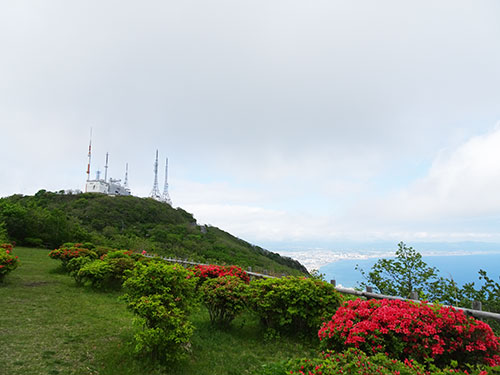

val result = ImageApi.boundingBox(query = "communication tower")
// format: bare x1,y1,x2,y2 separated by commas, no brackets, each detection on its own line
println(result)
84,129,130,196
124,163,130,193
161,158,172,205
150,150,162,201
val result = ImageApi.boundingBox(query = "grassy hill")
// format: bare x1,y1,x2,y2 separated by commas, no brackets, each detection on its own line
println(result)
0,247,317,375
0,190,307,275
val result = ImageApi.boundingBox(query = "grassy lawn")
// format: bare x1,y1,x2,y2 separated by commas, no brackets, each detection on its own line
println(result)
0,247,317,375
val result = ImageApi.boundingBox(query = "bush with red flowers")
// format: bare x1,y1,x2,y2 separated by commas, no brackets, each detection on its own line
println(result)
48,243,98,268
193,264,250,284
0,243,19,282
318,298,500,368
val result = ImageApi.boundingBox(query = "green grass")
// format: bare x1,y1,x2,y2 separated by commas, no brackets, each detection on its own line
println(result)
0,248,317,375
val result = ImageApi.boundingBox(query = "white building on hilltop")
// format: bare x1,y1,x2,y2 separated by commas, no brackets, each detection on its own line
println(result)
85,137,131,196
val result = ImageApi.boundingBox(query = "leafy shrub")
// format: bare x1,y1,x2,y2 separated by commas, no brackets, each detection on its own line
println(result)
121,262,197,363
77,256,137,289
66,256,94,285
274,348,500,375
48,243,97,268
193,264,250,284
0,243,18,282
200,275,248,325
247,276,342,334
77,260,113,288
102,249,145,262
319,298,500,368
93,246,113,258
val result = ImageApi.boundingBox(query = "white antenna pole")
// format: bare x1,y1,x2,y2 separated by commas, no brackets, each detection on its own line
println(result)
104,152,109,182
124,163,129,189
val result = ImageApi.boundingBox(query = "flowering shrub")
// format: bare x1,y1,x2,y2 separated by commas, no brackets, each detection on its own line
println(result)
319,298,500,368
247,276,343,334
193,264,250,284
0,243,19,282
48,243,97,268
276,348,499,375
200,275,248,325
122,262,197,363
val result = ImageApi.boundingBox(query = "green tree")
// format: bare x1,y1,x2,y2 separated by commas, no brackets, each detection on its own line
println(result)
357,242,454,301
0,221,8,243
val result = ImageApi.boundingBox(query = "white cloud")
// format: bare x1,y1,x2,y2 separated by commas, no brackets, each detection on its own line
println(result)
385,125,500,220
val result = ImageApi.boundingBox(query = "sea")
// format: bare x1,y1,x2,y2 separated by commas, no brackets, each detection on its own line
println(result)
319,253,500,289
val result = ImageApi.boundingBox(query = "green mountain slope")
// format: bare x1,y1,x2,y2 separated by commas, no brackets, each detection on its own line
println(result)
0,190,307,275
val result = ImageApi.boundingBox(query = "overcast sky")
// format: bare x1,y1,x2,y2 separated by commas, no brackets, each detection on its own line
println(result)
1,1,500,252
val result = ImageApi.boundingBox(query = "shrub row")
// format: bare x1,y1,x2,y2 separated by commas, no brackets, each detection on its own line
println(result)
47,245,500,371
49,243,146,289
262,348,500,375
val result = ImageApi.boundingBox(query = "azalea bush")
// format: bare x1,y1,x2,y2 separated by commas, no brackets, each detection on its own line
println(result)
0,243,19,282
319,298,500,368
66,256,94,285
121,261,197,363
77,250,142,289
193,264,250,284
248,276,343,334
48,243,97,268
261,348,500,375
200,275,248,325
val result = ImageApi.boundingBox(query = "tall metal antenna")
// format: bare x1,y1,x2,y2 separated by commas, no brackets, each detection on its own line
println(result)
150,150,162,200
124,163,129,189
162,157,172,205
104,152,109,182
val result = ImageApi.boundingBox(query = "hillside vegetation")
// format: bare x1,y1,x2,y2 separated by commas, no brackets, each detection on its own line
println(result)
0,190,307,275
0,247,317,375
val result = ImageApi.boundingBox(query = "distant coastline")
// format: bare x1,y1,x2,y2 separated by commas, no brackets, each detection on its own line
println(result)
316,252,500,288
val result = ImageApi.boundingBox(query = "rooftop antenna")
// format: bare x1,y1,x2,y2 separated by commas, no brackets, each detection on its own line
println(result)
162,157,172,205
104,152,109,182
150,150,161,200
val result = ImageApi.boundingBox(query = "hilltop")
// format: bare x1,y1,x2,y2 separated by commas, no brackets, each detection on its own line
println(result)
0,190,307,275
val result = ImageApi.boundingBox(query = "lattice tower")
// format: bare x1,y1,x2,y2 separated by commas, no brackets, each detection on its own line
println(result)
150,150,162,200
162,157,172,205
